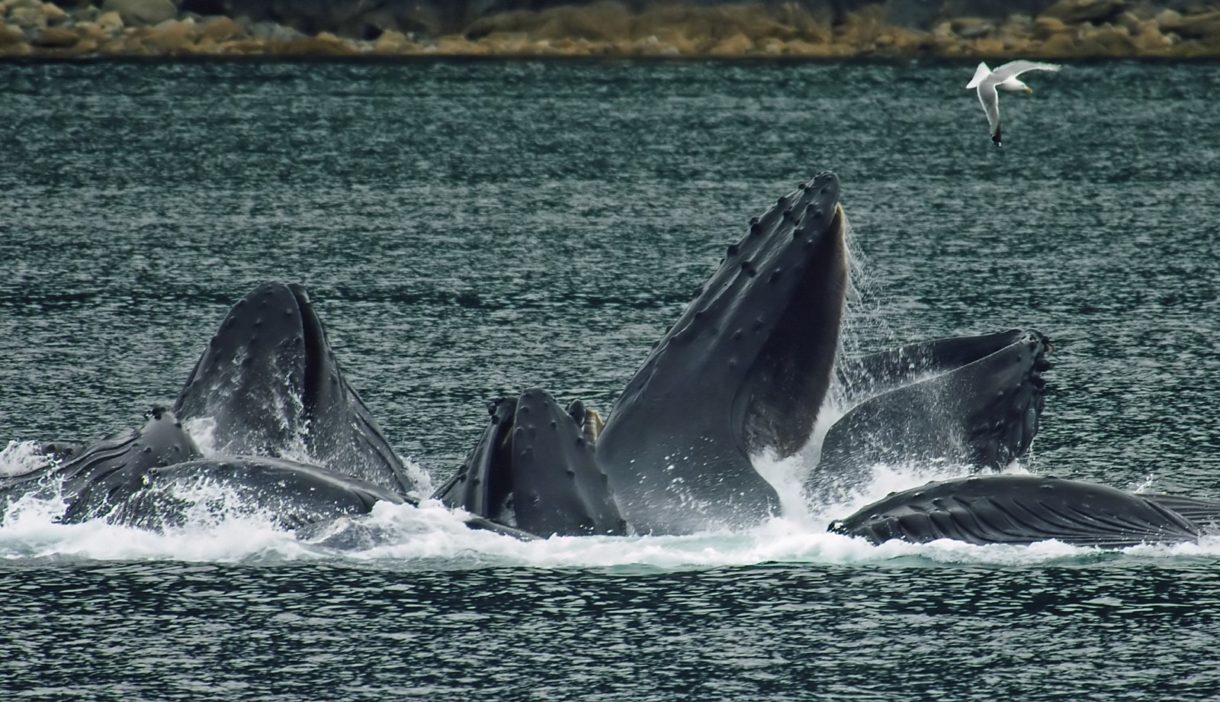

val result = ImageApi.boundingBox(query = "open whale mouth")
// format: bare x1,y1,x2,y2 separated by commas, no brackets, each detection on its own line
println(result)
286,284,332,420
594,171,852,534
731,186,849,460
175,282,326,454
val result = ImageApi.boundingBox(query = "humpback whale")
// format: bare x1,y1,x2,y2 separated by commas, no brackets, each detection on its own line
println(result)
173,282,415,495
597,172,850,534
432,171,885,537
0,171,1058,542
438,179,1056,539
23,405,404,532
0,283,541,539
0,281,414,529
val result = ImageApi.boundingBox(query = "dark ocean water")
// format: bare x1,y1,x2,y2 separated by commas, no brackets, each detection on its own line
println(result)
0,60,1218,700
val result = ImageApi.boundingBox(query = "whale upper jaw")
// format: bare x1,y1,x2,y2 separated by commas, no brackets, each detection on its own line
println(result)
597,172,849,535
432,389,626,537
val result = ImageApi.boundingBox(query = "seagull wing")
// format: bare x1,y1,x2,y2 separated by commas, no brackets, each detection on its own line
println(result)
977,82,1001,143
965,62,991,89
989,60,1062,83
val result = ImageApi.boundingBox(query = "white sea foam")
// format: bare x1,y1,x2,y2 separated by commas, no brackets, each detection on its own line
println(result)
4,416,1216,568
184,416,218,455
0,440,53,477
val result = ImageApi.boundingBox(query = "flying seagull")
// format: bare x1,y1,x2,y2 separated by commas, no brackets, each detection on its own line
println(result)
966,60,1062,147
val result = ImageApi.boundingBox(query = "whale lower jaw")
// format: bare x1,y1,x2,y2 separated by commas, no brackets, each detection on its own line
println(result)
830,475,1210,548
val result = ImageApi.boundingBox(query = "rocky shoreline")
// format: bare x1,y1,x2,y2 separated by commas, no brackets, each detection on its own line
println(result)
2,1,1219,60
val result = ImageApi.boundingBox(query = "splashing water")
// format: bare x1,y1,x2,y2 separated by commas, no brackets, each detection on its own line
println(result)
182,413,432,497
183,416,218,456
5,436,1217,568
5,490,1217,568
831,209,897,404
0,440,53,478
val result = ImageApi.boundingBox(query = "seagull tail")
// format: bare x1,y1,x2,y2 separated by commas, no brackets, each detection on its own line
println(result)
966,62,991,89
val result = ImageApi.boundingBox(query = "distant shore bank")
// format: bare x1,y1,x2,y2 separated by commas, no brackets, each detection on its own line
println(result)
2,1,1219,60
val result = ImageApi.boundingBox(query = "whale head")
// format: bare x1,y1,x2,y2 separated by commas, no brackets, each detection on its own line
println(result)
174,282,412,493
598,171,849,533
434,389,625,537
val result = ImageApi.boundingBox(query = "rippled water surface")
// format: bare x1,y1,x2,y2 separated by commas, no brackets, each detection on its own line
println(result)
0,60,1218,699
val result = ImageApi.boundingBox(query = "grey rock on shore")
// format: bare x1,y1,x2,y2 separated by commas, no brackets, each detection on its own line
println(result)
102,0,176,26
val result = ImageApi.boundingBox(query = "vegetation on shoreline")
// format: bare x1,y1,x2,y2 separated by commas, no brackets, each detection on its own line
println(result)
2,1,1219,60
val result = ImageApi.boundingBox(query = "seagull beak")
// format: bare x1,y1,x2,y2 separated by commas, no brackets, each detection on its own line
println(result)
1025,86,1034,94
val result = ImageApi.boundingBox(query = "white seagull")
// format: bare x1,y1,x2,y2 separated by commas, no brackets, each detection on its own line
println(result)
966,60,1062,147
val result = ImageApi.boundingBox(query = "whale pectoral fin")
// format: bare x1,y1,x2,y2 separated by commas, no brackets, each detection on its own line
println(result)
831,475,1204,548
174,283,413,494
509,390,625,537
